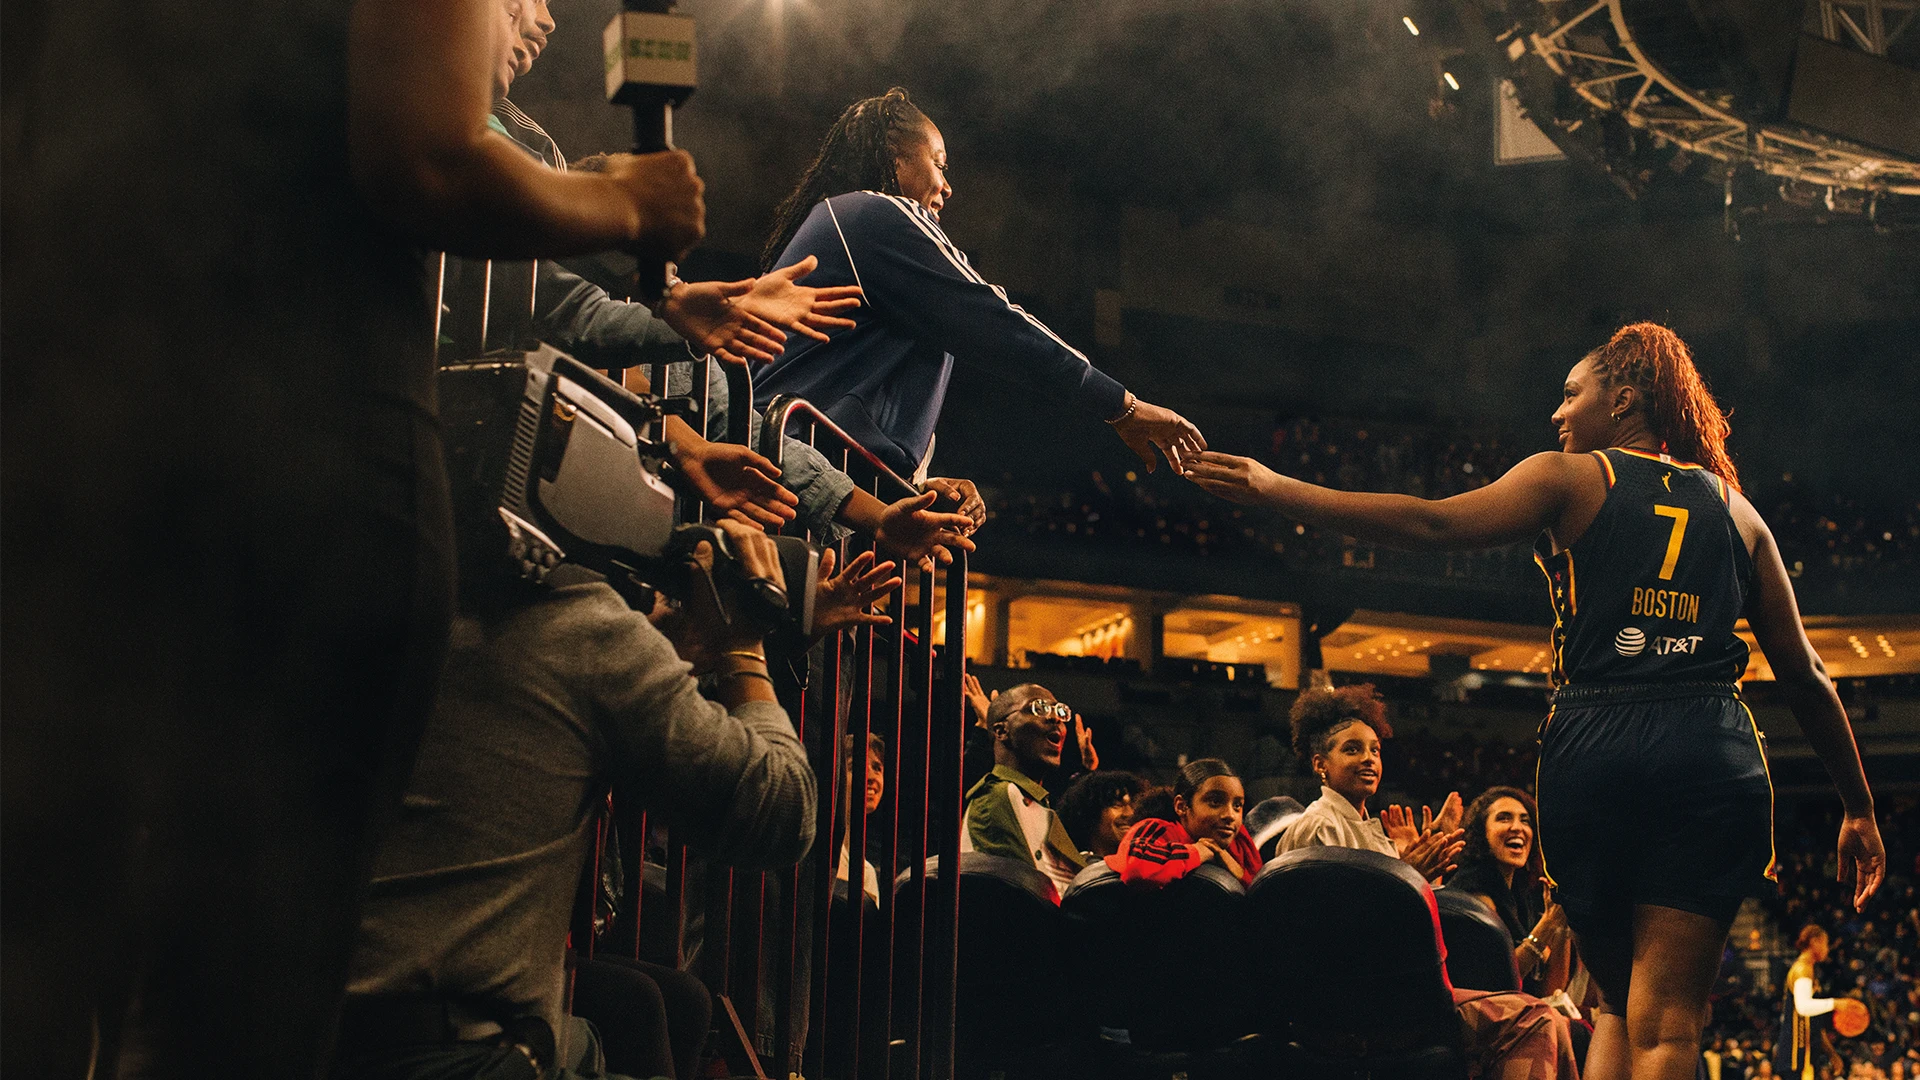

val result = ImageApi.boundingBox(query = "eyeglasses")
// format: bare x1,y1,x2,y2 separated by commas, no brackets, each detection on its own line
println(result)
1024,699,1072,720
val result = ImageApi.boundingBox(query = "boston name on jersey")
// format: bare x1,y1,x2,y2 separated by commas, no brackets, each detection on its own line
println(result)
1534,447,1754,687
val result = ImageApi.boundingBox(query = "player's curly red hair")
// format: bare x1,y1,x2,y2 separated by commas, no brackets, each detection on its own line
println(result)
1584,323,1741,492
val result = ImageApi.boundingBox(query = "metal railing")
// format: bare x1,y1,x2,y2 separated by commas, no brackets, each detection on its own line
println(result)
754,395,969,1080
585,390,970,1080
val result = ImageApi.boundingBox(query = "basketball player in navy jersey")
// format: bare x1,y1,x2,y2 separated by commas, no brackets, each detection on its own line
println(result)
1184,323,1884,1080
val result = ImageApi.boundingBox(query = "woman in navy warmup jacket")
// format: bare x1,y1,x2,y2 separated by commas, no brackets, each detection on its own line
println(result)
756,88,1204,483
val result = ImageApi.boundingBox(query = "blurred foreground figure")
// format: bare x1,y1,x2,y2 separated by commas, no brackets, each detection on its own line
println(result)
0,0,704,1074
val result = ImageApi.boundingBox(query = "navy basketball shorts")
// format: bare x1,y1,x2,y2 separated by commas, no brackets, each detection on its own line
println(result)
1535,682,1776,937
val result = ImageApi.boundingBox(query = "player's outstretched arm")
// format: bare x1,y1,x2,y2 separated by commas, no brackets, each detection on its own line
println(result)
1732,491,1883,909
1183,450,1592,552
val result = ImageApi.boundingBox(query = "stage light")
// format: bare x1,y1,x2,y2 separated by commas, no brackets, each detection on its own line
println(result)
1402,16,1419,35
1443,72,1460,91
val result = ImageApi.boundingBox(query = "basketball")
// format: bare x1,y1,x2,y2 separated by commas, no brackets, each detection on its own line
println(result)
1834,996,1869,1038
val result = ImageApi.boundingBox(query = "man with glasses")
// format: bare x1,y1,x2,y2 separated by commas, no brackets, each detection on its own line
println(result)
962,685,1088,896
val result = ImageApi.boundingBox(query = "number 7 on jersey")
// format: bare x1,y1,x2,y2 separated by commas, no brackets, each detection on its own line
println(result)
1653,504,1689,580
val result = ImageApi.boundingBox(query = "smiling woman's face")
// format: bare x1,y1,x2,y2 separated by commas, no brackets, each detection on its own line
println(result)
1484,796,1533,872
1315,720,1382,811
1552,356,1625,454
894,123,951,219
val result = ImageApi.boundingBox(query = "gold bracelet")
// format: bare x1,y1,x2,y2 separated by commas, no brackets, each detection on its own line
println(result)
721,669,775,685
1106,391,1137,425
725,649,768,662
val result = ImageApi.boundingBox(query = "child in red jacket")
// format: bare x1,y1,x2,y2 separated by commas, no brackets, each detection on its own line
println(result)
1107,759,1262,887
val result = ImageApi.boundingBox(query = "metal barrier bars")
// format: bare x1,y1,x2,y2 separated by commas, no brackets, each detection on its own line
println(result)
756,395,968,1080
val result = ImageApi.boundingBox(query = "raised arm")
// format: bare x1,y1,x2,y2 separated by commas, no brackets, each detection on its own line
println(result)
1731,490,1883,909
348,0,702,258
1184,449,1600,552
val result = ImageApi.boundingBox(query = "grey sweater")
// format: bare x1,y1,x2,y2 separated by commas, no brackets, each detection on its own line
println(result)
346,582,815,1043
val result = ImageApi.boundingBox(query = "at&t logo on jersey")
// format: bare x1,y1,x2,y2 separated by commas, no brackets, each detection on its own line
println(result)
1614,627,1646,656
1615,627,1706,657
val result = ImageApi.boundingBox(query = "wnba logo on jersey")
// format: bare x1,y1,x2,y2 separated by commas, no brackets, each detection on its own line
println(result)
1615,627,1647,656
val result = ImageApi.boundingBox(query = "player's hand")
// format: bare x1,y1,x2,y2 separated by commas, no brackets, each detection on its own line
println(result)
1111,396,1205,473
1183,451,1284,506
739,256,864,343
811,548,901,637
670,436,797,528
605,149,705,261
875,490,977,573
1838,811,1886,910
922,476,986,533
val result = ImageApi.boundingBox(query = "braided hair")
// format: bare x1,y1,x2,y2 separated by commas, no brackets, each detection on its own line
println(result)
761,88,933,271
1584,322,1741,491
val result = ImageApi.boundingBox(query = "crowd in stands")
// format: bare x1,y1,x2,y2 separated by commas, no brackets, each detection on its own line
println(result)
949,671,1917,1080
976,415,1919,590
1702,798,1920,1080
981,417,1537,584
1765,482,1920,577
962,680,1581,1076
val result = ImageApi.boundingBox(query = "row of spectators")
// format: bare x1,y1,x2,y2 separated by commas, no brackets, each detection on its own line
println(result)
952,679,1581,1074
972,687,1914,1078
974,415,1919,584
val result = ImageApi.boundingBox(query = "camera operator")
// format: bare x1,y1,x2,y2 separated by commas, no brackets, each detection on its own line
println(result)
336,517,816,1080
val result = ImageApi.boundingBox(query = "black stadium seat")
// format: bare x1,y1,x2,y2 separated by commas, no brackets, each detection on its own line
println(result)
1434,888,1520,992
1059,861,1134,1036
1247,846,1467,1080
899,853,1067,1078
1060,858,1253,1053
